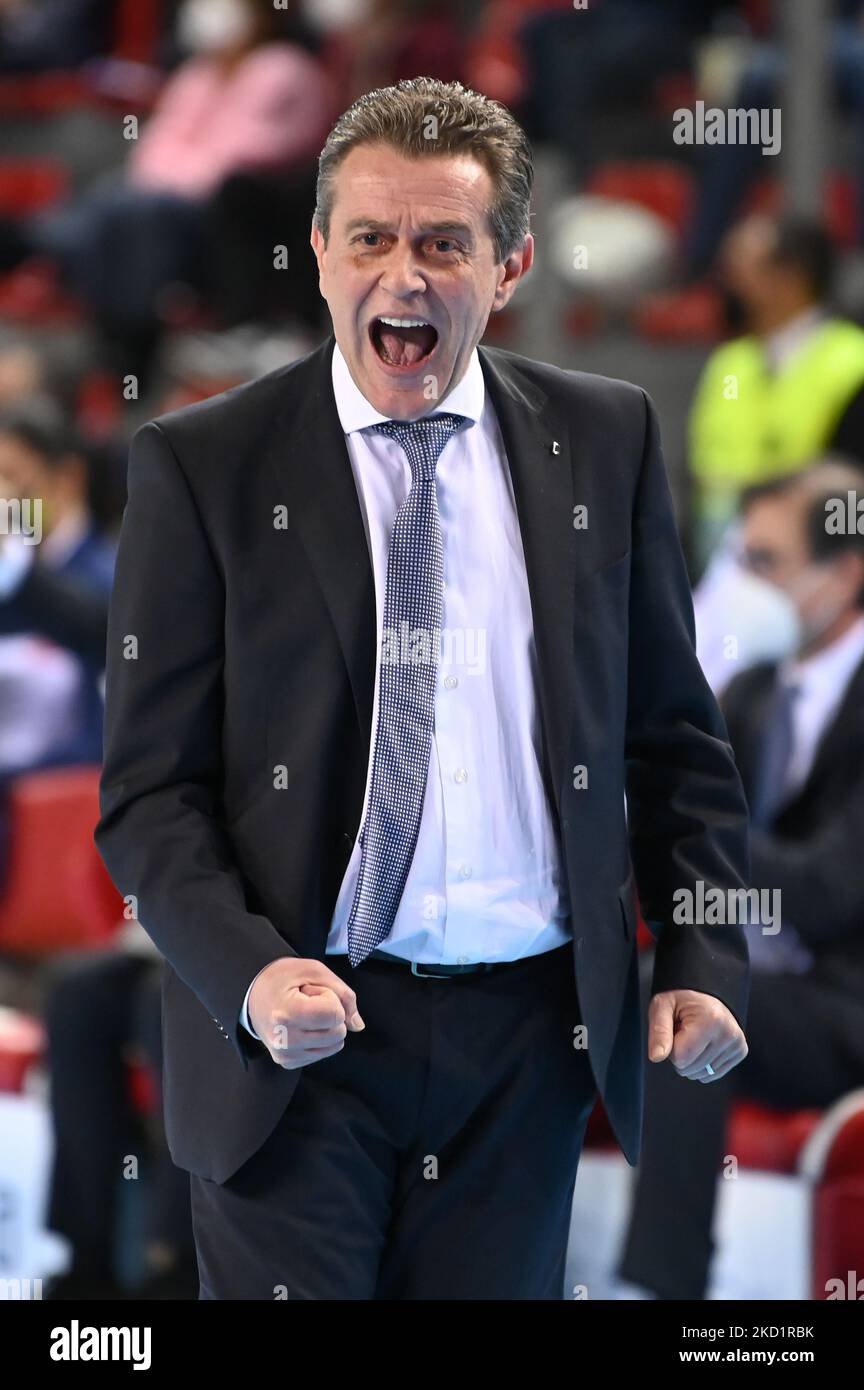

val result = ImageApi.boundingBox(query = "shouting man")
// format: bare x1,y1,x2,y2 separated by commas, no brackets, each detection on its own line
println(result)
96,78,751,1300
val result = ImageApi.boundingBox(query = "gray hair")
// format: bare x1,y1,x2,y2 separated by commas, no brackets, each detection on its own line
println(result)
314,77,533,264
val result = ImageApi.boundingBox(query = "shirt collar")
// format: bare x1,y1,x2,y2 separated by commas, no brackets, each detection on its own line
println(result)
331,338,485,436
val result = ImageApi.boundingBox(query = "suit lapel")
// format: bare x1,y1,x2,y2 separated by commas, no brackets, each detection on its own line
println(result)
268,333,377,737
269,332,580,823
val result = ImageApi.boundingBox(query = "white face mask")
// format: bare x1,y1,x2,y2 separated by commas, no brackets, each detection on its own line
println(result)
177,0,254,54
738,563,849,658
727,566,804,662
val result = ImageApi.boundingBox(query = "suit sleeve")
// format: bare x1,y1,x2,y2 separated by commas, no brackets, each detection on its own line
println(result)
624,389,752,1032
95,421,295,1067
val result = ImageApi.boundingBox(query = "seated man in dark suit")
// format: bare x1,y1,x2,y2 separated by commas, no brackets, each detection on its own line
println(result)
616,458,864,1300
0,394,115,770
0,393,115,886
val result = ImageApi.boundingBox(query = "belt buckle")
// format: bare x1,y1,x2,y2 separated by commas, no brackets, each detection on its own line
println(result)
411,960,454,979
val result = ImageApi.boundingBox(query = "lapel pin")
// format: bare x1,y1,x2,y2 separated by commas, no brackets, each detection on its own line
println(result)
551,440,561,455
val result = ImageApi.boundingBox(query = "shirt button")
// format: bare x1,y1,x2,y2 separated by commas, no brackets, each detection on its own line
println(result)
444,674,458,689
458,863,472,879
454,766,468,783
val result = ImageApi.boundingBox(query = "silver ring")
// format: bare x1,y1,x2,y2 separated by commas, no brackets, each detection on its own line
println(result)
705,1062,715,1076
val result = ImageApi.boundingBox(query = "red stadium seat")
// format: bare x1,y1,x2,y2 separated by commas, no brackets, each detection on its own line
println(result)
0,256,84,326
75,370,124,437
728,1100,822,1174
0,159,68,216
0,1008,158,1125
586,161,695,236
584,1083,864,1299
0,73,96,116
0,766,123,954
584,1098,821,1169
746,172,858,250
0,160,83,325
800,1092,864,1298
125,1053,159,1115
0,1007,45,1093
112,0,165,66
633,283,725,343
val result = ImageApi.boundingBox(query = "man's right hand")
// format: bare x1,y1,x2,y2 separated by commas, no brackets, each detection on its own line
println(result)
248,958,365,1069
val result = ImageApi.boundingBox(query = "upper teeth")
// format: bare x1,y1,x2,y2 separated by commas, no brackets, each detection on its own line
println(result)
377,317,431,328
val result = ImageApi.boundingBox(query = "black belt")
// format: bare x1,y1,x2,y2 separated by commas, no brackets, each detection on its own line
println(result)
362,948,556,978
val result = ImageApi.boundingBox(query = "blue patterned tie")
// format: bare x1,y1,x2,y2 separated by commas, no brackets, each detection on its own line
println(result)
346,412,468,966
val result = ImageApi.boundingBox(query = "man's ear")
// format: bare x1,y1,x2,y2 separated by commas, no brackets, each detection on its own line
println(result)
310,220,327,296
491,233,534,314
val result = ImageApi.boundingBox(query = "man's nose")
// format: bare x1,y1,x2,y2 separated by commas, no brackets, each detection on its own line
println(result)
378,245,427,297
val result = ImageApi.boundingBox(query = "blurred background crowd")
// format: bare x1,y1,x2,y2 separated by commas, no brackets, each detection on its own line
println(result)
0,0,863,1304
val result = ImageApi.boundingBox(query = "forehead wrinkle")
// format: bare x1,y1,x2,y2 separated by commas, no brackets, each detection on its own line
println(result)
332,153,493,234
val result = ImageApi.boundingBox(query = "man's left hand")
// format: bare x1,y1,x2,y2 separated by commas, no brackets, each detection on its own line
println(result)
647,990,748,1081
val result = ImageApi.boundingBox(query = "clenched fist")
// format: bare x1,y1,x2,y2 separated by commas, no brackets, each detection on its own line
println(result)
248,957,366,1070
648,989,748,1082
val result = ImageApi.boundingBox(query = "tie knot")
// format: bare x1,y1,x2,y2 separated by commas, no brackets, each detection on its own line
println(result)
370,412,467,481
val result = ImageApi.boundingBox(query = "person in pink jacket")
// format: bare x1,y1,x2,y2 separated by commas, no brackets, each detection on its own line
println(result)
0,0,335,386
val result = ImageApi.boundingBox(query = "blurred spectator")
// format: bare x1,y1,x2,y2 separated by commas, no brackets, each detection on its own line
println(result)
0,341,47,407
43,936,197,1300
328,0,466,103
689,213,864,568
693,497,803,694
0,0,116,73
516,0,730,171
0,394,115,774
615,460,864,1301
682,0,864,279
0,0,334,388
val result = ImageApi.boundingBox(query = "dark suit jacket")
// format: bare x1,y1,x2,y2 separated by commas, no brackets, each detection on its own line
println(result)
721,651,864,1009
95,332,750,1183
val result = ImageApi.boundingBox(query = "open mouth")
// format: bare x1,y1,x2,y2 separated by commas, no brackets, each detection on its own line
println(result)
369,316,439,370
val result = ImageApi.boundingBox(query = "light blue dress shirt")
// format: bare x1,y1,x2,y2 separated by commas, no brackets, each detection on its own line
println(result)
241,342,571,1039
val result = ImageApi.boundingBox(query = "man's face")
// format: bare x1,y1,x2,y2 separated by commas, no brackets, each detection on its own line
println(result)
718,216,778,323
740,493,857,648
0,432,80,537
740,494,810,594
0,433,51,521
310,143,533,419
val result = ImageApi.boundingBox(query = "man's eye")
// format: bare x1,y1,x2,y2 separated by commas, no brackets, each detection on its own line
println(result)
431,239,457,253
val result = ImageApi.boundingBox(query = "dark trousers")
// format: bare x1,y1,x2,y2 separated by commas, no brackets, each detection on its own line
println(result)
617,953,864,1300
190,942,596,1300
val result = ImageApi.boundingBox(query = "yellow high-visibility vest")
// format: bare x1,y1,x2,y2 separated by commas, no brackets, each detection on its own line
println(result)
690,317,864,536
